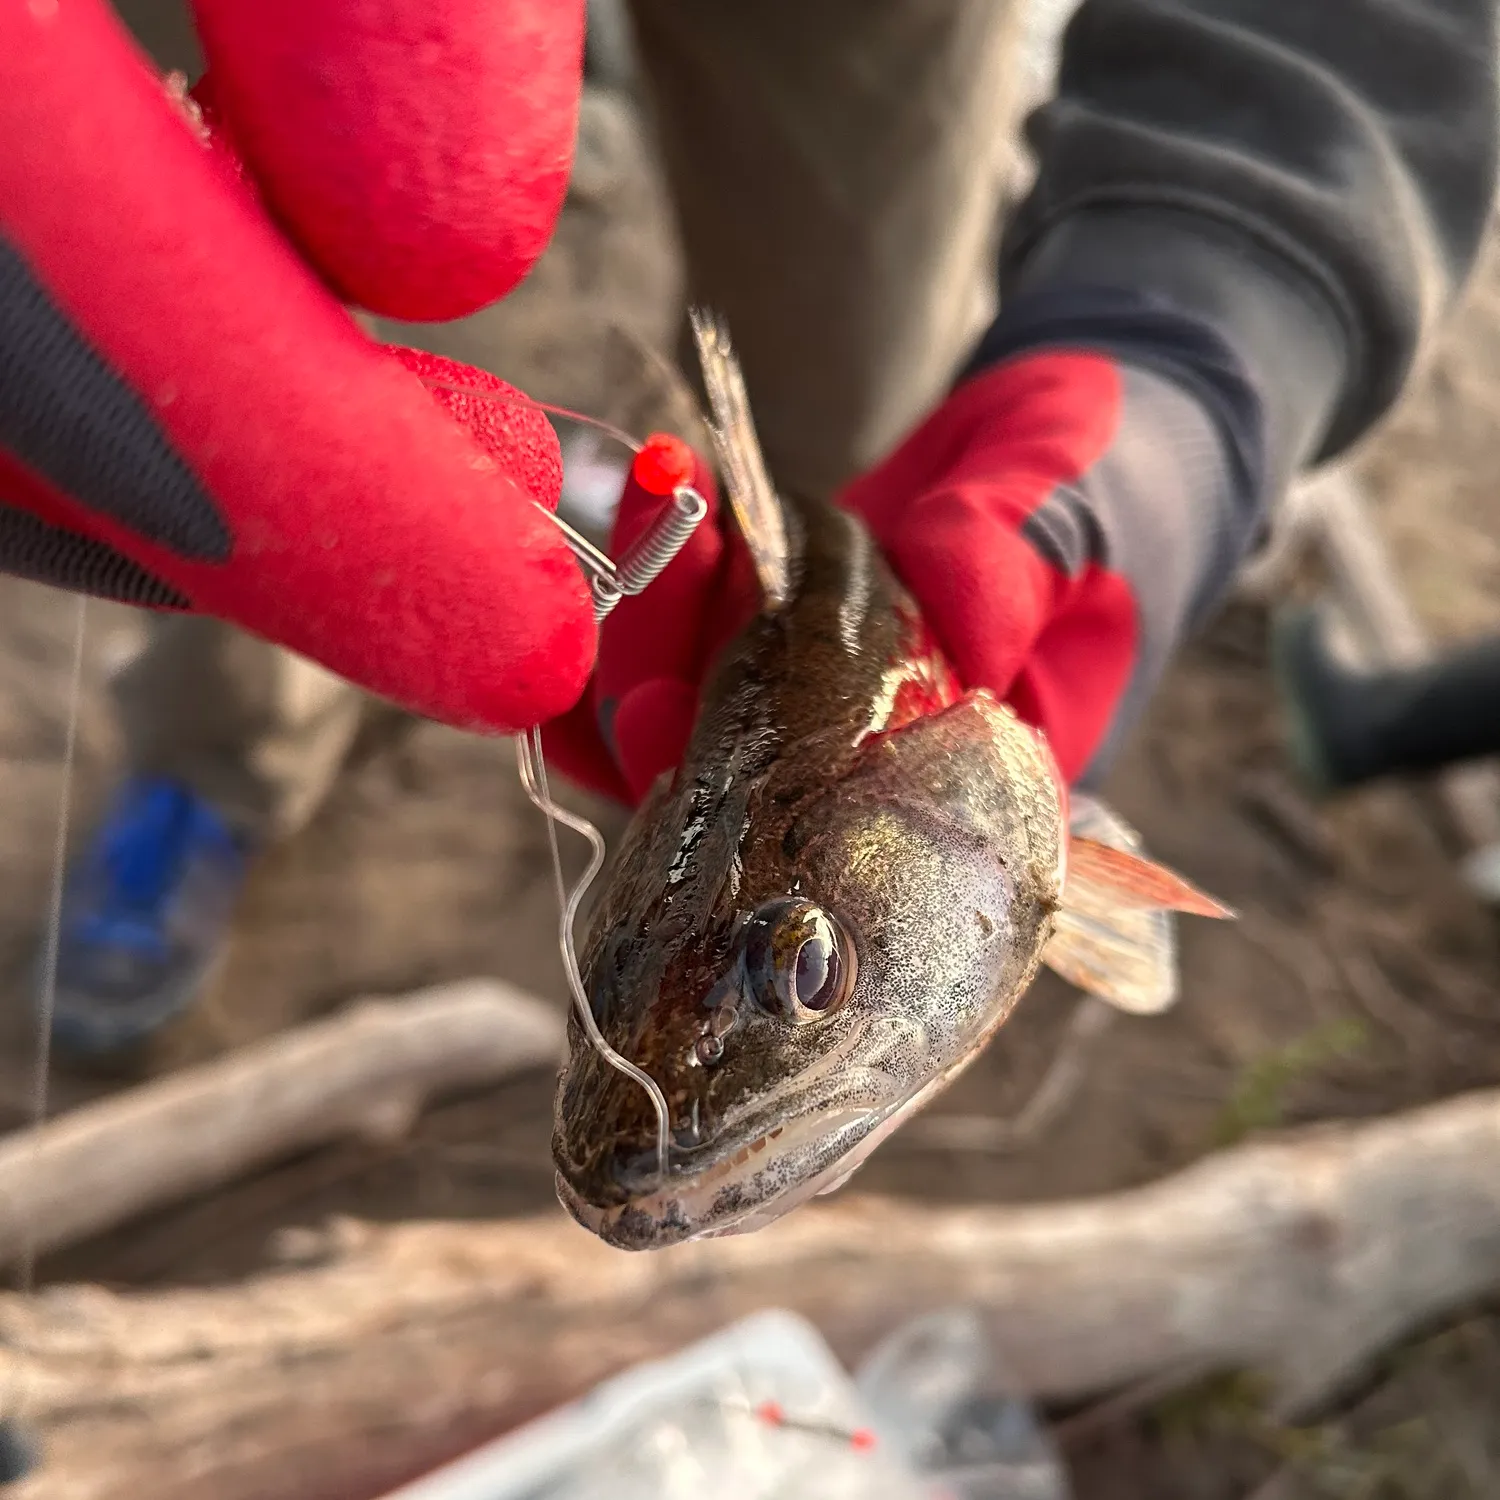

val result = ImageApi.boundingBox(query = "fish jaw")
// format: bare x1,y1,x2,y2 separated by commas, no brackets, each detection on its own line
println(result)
551,967,1037,1252
554,1106,872,1250
552,1046,905,1251
554,1083,926,1251
552,694,1068,1251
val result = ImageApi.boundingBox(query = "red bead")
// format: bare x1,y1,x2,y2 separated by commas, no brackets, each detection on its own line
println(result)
754,1400,785,1426
632,432,696,496
849,1428,877,1451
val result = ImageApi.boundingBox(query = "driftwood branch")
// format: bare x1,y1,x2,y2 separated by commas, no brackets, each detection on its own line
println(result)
0,980,564,1265
9,1087,1500,1498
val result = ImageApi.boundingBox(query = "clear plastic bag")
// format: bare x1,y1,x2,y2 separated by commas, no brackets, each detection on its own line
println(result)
381,1310,928,1500
856,1309,1072,1500
380,1308,1070,1500
527,1387,923,1500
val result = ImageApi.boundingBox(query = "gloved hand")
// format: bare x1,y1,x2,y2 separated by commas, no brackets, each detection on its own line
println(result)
838,351,1141,782
548,337,1246,801
543,432,752,806
0,0,594,734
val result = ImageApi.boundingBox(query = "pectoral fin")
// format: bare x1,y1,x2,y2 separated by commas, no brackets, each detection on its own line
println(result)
1042,796,1234,1015
1064,837,1235,919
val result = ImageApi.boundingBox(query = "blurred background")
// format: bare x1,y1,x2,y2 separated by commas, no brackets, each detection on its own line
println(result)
1,1,1498,1497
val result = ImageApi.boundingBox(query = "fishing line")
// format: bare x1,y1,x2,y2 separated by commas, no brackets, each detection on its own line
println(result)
516,726,671,1180
418,377,644,456
0,594,86,1468
423,367,697,1182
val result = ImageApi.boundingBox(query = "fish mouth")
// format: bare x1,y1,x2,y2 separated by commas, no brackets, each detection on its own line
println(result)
554,1013,963,1251
554,1073,934,1252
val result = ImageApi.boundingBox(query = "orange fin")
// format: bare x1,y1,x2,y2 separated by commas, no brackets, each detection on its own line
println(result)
1043,796,1235,1015
1064,837,1235,920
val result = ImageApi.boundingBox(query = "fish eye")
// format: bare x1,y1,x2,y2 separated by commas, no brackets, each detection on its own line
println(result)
741,898,855,1024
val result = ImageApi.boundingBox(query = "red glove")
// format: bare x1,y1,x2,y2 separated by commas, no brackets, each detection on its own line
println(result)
546,352,1144,802
543,434,758,805
0,0,593,734
839,354,1139,781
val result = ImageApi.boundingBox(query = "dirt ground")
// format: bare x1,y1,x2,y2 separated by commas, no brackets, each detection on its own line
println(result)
5,37,1500,1500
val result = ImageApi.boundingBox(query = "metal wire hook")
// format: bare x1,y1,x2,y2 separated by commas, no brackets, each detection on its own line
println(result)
516,727,671,1181
512,449,709,1188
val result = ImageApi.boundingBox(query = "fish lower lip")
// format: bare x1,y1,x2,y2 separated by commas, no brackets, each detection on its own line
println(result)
564,1105,883,1250
554,1172,608,1236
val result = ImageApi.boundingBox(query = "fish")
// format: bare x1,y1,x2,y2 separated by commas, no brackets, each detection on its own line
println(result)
550,312,1232,1252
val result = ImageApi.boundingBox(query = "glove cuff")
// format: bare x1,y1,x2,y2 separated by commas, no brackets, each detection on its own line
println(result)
1001,205,1345,483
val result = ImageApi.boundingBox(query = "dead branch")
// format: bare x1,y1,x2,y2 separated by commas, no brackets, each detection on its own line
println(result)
9,1086,1500,1498
0,980,563,1266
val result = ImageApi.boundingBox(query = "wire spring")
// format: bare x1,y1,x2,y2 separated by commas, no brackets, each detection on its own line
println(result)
418,371,708,620
537,482,708,624
615,486,709,598
589,576,624,623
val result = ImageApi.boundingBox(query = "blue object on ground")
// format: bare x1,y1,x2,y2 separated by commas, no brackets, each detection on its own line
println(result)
42,775,249,1059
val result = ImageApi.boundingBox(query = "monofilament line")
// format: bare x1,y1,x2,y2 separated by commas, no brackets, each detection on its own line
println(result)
1,593,86,1449
516,727,670,1179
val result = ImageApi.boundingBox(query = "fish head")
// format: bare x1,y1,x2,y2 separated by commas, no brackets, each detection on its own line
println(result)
553,694,1063,1250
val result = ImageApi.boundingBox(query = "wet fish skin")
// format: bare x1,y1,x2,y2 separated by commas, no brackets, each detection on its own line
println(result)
552,489,1071,1248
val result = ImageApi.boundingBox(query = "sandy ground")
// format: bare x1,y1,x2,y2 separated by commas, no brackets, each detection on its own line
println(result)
6,15,1500,1496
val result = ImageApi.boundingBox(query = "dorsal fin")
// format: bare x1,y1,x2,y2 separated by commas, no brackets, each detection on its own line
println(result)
689,307,793,609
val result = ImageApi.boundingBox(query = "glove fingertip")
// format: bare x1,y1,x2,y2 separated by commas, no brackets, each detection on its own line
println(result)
434,530,598,734
388,346,564,512
189,0,584,319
